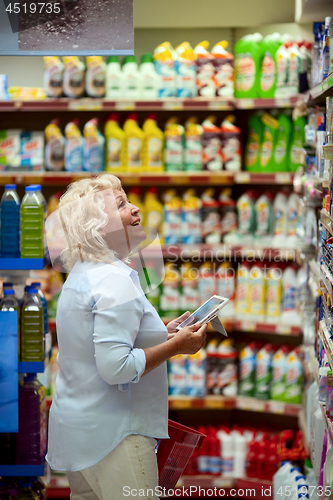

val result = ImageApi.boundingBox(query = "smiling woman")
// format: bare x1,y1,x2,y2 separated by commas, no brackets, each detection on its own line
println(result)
46,173,207,500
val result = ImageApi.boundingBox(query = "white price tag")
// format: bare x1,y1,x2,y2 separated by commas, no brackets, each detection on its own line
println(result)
275,173,292,184
269,401,284,414
208,100,232,110
237,99,255,109
69,99,102,111
163,101,183,110
115,101,135,110
235,172,250,184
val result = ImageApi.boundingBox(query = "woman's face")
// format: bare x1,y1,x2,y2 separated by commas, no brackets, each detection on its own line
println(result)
101,189,146,257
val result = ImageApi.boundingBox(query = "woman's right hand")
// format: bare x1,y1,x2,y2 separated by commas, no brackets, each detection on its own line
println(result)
173,322,208,355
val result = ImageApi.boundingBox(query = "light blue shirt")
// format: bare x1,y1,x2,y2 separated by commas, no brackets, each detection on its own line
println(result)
46,258,169,472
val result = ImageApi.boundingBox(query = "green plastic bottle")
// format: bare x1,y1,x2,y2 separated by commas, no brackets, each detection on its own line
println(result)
259,112,279,172
244,112,263,172
289,116,306,172
20,287,44,362
259,34,281,98
20,186,44,258
234,33,263,98
273,113,292,172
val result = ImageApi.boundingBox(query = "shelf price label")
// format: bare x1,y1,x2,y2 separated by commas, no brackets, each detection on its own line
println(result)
115,102,135,111
69,100,102,111
163,101,183,111
275,173,292,184
236,99,255,109
235,172,250,184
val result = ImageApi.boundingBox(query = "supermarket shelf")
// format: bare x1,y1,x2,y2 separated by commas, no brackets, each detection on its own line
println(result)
234,172,294,185
235,96,299,109
307,72,333,104
320,404,333,451
320,209,333,236
322,144,333,161
318,320,333,368
320,264,333,298
233,320,301,336
169,395,236,410
236,396,300,416
0,463,45,476
0,257,45,270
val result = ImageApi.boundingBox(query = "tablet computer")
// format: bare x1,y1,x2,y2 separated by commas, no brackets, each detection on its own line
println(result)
175,295,230,331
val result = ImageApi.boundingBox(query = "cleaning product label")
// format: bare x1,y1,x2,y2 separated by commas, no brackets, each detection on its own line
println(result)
249,267,265,316
147,137,163,168
176,59,197,98
127,137,143,168
239,347,256,396
202,132,222,171
274,139,286,164
260,52,275,92
221,132,242,171
221,210,237,235
287,207,297,237
213,58,234,97
196,57,215,97
168,355,187,395
236,266,249,314
155,60,177,97
283,283,296,312
160,282,180,312
255,348,272,400
165,136,183,169
274,208,285,236
185,135,203,170
107,138,122,168
86,56,106,97
181,281,199,312
43,56,63,97
245,130,260,167
288,51,300,86
65,136,83,172
277,52,288,86
187,352,206,396
285,351,302,403
255,200,270,236
290,140,302,165
182,203,202,244
21,132,44,167
266,276,281,317
164,203,182,244
238,200,252,234
271,350,286,400
0,130,21,168
260,128,273,166
147,210,163,233
202,208,221,244
235,53,255,92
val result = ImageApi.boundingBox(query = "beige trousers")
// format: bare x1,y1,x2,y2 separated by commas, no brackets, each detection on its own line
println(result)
67,435,159,500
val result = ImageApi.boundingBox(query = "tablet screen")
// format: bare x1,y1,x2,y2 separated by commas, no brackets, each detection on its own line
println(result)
178,296,227,328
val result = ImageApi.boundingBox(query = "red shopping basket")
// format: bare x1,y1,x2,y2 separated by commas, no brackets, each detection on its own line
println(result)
156,419,206,490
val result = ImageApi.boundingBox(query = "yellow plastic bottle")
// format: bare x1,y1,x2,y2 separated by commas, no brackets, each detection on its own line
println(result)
104,113,126,173
124,113,145,173
143,113,164,172
144,187,164,243
128,186,145,226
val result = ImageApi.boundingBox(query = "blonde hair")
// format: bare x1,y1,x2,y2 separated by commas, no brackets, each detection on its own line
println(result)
58,174,125,271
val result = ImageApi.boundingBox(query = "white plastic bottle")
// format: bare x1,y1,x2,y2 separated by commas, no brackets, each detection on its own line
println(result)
140,53,158,99
272,190,288,248
217,428,234,477
313,405,325,480
122,56,142,100
232,431,247,478
286,193,299,248
306,382,318,444
106,56,124,99
281,266,299,324
273,461,293,498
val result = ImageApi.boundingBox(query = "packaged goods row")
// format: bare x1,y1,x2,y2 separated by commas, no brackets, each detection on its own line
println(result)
0,476,46,499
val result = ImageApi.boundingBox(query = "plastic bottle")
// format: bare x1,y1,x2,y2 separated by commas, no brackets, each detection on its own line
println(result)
289,116,306,172
184,117,203,171
233,430,247,478
259,112,279,172
144,187,163,240
266,264,283,322
235,261,251,316
211,40,234,97
244,112,263,172
194,41,215,97
64,120,83,172
259,35,281,98
275,39,293,97
16,480,39,500
217,428,234,476
128,186,144,225
317,120,327,179
0,184,20,258
20,131,44,168
142,113,164,172
104,113,126,173
201,188,221,244
164,118,184,171
85,56,106,98
180,262,199,314
273,113,292,172
313,405,325,479
153,43,177,97
271,345,289,401
281,266,299,324
254,191,273,242
187,350,206,397
20,288,44,362
215,340,238,396
219,188,237,239
30,282,48,343
285,349,303,404
254,343,274,400
140,53,158,100
236,190,256,238
202,116,223,171
124,113,145,172
182,188,202,244
122,56,142,100
286,193,299,248
163,189,182,245
312,24,323,86
246,440,260,478
234,34,263,98
160,263,180,318
45,120,65,172
248,262,266,321
207,430,223,476
198,262,215,304
272,190,288,247
175,44,197,98
106,56,124,99
15,374,46,465
63,56,85,98
0,289,20,358
216,263,235,318
238,342,258,397
220,115,242,171
322,17,332,80
20,186,44,259
83,118,105,172
43,56,64,98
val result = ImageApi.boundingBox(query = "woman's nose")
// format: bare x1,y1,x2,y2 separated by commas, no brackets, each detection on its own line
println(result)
131,205,140,214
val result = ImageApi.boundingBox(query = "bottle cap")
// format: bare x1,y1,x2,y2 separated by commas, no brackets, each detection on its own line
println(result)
24,373,36,382
123,55,136,65
31,282,41,288
4,184,16,190
107,56,119,63
3,290,14,295
140,53,154,64
28,184,41,191
25,186,37,192
3,282,13,287
28,288,38,294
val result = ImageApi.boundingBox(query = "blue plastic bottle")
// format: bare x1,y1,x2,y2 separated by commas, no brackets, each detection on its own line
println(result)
0,184,20,258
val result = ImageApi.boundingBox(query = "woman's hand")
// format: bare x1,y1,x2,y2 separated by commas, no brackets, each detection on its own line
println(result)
166,311,191,334
173,322,208,355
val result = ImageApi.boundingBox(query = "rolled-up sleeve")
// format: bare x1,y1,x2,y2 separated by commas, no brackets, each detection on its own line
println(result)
90,269,146,386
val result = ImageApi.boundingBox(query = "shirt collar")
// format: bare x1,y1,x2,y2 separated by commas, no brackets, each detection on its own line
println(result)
113,257,139,277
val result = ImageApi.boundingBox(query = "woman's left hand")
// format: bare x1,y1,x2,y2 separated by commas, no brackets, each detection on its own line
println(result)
166,311,191,340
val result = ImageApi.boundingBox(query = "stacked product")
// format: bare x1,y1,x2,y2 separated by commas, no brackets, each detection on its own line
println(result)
0,130,44,171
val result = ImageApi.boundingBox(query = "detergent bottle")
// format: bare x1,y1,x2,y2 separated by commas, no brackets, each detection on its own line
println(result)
140,53,158,99
128,187,144,225
259,112,279,172
286,193,299,248
164,118,184,171
289,116,306,172
43,56,64,97
285,349,303,404
182,188,202,244
201,188,221,244
244,112,264,172
235,261,251,316
234,34,263,98
175,43,197,97
85,56,106,98
216,262,235,318
63,56,85,98
122,56,142,100
194,41,215,97
281,266,299,324
220,115,242,171
106,56,124,99
104,113,126,173
163,189,182,245
153,42,177,97
273,113,292,172
198,262,215,304
142,113,164,172
144,187,163,241
184,117,203,171
180,262,199,314
64,120,83,172
124,113,145,172
275,36,293,97
259,34,281,98
254,191,273,243
254,344,274,400
202,116,223,171
266,264,283,322
160,263,181,318
248,262,266,321
271,345,289,401
238,342,258,397
236,190,256,239
219,188,237,239
211,40,234,97
83,118,105,172
187,349,206,397
272,189,288,247
45,120,65,171
168,354,187,395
